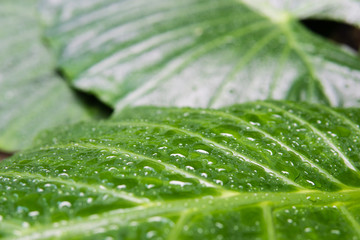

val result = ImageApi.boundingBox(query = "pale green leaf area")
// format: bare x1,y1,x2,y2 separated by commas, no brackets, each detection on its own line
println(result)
40,0,360,111
0,1,105,152
239,0,360,26
2,101,360,239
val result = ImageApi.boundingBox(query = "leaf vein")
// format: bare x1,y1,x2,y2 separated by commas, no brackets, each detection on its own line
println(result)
73,142,223,190
0,171,148,204
262,101,359,173
104,121,304,189
183,107,346,187
115,20,273,111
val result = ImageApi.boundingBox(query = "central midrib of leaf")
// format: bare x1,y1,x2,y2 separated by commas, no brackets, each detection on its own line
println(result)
10,188,360,240
224,0,328,104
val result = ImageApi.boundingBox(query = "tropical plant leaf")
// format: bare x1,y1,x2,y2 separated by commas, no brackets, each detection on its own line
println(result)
2,101,360,239
40,0,360,111
0,0,106,152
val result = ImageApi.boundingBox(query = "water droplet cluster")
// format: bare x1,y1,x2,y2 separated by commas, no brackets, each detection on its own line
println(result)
1,101,360,238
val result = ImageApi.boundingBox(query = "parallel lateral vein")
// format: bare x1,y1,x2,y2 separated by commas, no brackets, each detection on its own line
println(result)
86,13,257,75
0,171,148,204
284,101,360,135
115,20,272,110
57,0,201,33
180,108,345,186
104,121,304,188
320,105,360,136
83,2,227,48
73,142,223,190
262,102,359,172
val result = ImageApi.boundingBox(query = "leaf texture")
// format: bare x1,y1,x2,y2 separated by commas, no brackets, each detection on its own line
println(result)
0,1,104,151
1,101,360,239
40,0,360,111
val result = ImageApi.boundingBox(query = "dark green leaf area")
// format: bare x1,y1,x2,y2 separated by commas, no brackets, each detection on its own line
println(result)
2,101,360,239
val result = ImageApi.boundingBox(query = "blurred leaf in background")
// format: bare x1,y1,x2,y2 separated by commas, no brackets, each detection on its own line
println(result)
40,0,360,112
0,0,110,152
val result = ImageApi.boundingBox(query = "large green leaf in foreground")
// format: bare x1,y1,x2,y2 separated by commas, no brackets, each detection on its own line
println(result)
41,0,360,110
0,1,101,152
2,101,360,239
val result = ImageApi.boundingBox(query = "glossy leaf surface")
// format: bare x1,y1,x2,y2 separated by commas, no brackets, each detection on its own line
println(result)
0,1,103,151
2,101,360,239
40,0,360,110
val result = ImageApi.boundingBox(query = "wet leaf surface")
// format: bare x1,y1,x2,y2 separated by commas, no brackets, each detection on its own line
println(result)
1,101,360,239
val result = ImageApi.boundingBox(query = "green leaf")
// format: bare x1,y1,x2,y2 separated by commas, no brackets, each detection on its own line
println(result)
40,0,360,111
0,1,105,152
2,101,360,239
